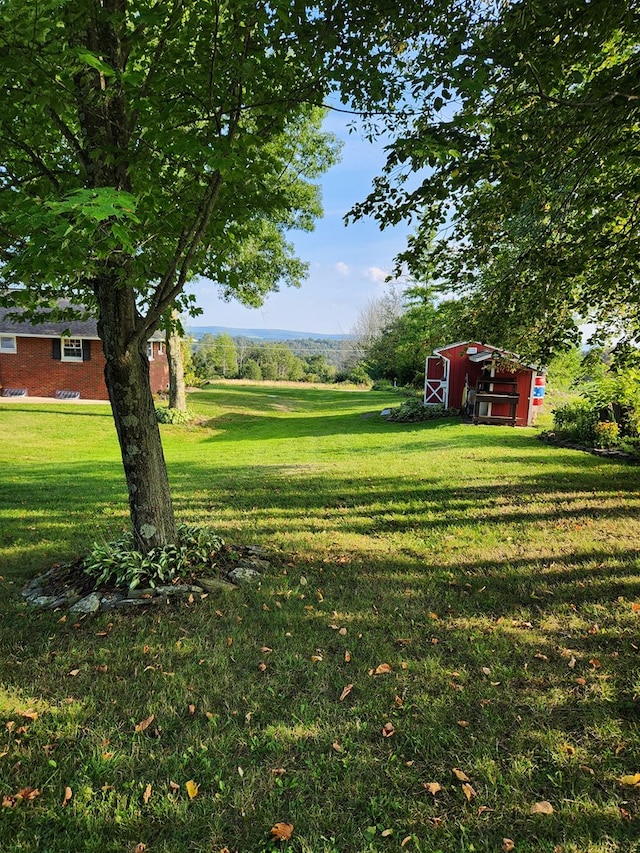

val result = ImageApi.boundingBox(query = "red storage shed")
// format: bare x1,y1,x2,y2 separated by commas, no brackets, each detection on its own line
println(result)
424,341,546,427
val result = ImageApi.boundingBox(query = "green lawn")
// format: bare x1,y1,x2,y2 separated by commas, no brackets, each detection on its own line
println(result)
1,384,639,853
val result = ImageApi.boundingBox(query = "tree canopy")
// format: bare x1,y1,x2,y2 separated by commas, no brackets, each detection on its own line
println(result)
0,0,434,551
352,0,640,362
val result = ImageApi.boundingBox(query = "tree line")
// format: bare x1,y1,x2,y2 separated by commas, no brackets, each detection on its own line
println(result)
190,333,366,384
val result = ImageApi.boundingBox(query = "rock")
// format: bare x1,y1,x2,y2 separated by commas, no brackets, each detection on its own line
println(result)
228,566,261,584
199,576,236,593
237,557,271,572
114,598,156,609
99,592,124,611
154,584,203,596
69,593,102,615
31,594,64,609
246,545,270,558
125,588,156,599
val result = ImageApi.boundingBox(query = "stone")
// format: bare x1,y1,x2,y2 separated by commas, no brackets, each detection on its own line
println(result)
154,584,203,596
246,545,270,558
228,566,262,584
125,588,156,599
199,576,236,593
237,557,271,572
99,592,124,611
31,594,63,609
69,593,102,615
114,598,156,609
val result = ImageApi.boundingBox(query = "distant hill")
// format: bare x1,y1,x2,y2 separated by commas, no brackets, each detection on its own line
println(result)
188,325,350,341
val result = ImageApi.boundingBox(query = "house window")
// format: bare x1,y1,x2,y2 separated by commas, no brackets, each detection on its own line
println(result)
147,342,154,360
62,338,83,362
157,341,164,356
0,335,17,354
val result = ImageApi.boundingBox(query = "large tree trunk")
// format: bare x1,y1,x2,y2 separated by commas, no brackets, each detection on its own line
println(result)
166,315,187,411
95,280,177,553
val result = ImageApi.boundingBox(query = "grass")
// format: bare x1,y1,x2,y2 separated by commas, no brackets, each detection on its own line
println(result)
1,383,639,853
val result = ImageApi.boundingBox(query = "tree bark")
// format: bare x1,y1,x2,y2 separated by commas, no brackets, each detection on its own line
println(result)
166,314,187,411
95,279,177,552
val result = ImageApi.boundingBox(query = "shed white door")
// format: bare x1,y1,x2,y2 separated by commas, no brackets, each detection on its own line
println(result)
424,357,448,406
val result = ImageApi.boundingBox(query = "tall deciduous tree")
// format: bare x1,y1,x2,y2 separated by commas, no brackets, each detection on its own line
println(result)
353,0,640,362
0,0,429,552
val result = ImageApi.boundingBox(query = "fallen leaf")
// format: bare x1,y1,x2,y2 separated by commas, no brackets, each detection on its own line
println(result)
344,650,351,662
395,695,404,707
135,714,155,733
401,836,413,847
95,664,108,673
461,783,477,801
260,646,273,654
589,658,601,669
579,765,594,775
631,602,640,612
534,653,548,661
339,683,353,701
2,795,17,808
68,669,80,677
428,612,439,620
620,807,632,819
169,780,180,792
381,721,395,737
310,654,323,663
62,786,72,807
188,704,196,715
5,721,14,732
133,845,147,853
186,779,199,799
142,783,152,804
338,627,347,636
21,709,38,721
381,828,393,837
258,662,267,672
270,822,294,841
16,787,40,802
374,663,392,675
477,805,493,815
502,840,515,852
424,782,442,795
562,744,576,756
332,741,343,752
481,666,491,676
457,720,470,727
530,801,554,814
271,768,286,776
452,768,471,782
619,773,640,786
568,656,577,669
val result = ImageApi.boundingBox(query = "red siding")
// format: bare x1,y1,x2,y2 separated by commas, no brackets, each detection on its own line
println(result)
0,337,169,400
436,342,536,426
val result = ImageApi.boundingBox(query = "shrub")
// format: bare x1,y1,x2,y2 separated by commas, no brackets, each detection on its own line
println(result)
84,523,225,589
156,406,193,424
386,398,459,423
593,421,620,449
552,400,600,444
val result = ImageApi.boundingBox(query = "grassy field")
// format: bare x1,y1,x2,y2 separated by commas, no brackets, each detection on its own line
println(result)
0,383,639,853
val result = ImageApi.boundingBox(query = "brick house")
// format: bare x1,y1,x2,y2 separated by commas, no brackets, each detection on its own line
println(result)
0,306,169,400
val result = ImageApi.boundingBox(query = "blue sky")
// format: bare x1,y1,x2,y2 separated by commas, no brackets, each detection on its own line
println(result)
187,112,414,334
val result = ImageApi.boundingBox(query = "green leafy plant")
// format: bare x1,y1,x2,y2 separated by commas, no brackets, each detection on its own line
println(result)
155,406,194,425
386,398,458,422
83,524,224,589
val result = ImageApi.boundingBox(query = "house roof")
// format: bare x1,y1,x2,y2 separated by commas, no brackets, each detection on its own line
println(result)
0,304,164,341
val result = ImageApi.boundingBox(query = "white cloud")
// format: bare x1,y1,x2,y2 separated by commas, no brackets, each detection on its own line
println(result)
333,261,350,276
366,266,389,283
